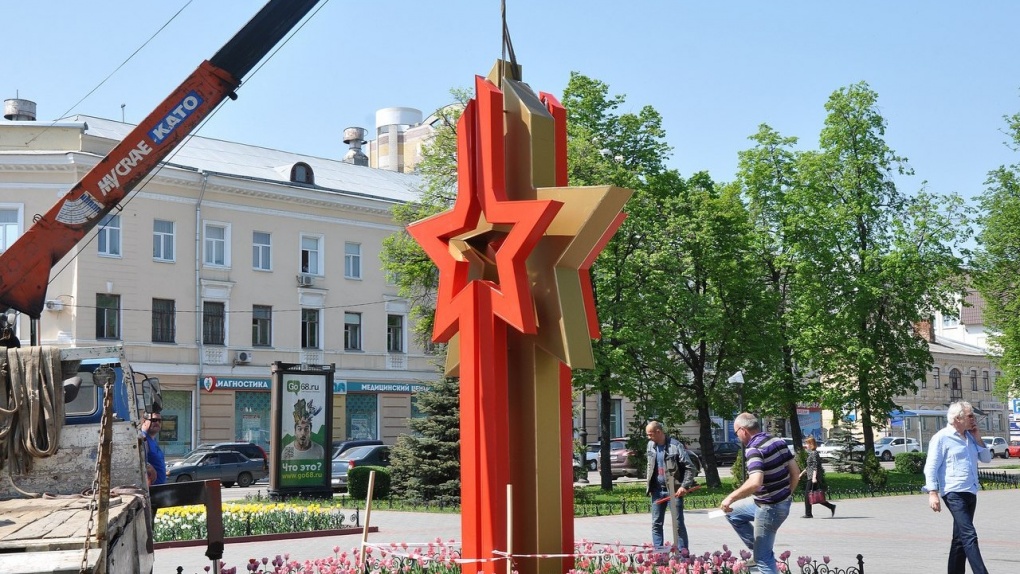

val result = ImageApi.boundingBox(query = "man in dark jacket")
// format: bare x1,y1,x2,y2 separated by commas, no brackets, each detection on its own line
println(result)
645,420,697,551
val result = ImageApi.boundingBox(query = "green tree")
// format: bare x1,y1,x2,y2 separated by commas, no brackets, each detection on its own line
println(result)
735,124,814,449
380,92,468,502
620,170,773,488
388,377,461,504
790,82,969,455
560,73,672,490
381,90,469,348
973,104,1020,396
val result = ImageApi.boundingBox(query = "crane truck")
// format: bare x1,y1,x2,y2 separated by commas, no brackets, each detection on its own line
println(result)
0,1,323,572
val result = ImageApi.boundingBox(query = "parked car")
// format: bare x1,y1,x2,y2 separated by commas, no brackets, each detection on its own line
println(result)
331,444,391,491
582,445,599,471
184,441,269,476
692,441,742,466
572,456,585,481
1008,440,1020,459
332,439,384,459
777,437,797,455
817,440,864,461
982,436,1010,459
167,450,268,487
874,436,921,461
588,439,639,478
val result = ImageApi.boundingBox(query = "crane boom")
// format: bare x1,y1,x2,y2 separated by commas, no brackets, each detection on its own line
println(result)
0,0,321,318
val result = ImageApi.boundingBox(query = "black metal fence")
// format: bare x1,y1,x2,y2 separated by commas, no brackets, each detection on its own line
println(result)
797,553,865,573
978,469,1020,488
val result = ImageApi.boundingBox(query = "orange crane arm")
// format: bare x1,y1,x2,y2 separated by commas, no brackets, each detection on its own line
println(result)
0,0,321,318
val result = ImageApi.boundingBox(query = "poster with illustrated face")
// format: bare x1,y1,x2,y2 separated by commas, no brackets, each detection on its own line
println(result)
279,373,327,487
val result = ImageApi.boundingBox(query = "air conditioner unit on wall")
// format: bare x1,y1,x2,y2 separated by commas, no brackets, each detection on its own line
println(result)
297,274,314,287
235,350,253,364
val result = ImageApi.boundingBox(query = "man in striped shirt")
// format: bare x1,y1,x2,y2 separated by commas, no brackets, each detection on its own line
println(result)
720,412,799,574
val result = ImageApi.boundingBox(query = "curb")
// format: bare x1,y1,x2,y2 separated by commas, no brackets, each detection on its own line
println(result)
153,527,376,549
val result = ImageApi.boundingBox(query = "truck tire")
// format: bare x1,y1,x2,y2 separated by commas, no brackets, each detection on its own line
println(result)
222,481,235,488
237,472,253,488
587,459,597,471
880,451,893,462
176,474,192,482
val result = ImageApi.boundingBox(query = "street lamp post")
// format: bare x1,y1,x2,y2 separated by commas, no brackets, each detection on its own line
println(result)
728,371,745,413
578,390,589,484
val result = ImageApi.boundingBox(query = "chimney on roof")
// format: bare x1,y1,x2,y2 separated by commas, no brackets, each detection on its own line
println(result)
914,319,936,344
342,127,368,166
4,98,36,121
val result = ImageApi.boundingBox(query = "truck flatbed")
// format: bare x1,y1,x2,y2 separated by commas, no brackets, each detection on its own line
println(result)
0,492,151,573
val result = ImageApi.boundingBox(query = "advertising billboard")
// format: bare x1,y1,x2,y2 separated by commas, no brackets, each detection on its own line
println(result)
269,362,334,499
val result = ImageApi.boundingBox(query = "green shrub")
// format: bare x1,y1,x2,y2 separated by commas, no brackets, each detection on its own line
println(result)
348,466,391,500
731,448,747,484
894,451,926,474
860,453,888,489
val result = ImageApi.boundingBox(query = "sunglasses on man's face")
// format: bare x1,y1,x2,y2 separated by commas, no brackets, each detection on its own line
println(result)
148,418,162,423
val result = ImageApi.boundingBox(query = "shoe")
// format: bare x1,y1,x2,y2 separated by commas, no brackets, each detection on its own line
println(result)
800,515,813,518
830,505,836,518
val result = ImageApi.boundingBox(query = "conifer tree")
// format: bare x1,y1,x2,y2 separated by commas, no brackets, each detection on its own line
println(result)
388,377,461,504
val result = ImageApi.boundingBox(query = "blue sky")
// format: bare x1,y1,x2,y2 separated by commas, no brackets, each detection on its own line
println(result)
4,1,1019,202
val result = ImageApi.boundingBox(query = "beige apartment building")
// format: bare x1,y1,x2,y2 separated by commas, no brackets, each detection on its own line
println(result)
0,107,441,458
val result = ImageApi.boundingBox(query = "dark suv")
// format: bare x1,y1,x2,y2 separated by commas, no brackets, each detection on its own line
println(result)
187,442,268,475
332,439,383,459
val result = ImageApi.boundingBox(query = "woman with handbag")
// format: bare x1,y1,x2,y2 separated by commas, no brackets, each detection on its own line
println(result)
803,436,836,518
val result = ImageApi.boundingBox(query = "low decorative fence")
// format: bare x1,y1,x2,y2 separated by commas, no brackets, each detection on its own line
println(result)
978,469,1020,488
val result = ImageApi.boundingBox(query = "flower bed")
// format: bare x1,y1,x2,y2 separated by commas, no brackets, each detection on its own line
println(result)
154,502,354,542
185,540,793,574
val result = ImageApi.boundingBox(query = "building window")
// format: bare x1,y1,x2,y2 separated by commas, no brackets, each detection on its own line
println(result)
933,367,940,389
204,223,229,267
153,219,175,262
983,370,990,392
941,314,959,327
344,312,362,350
98,214,121,257
920,373,926,389
301,308,320,349
203,301,226,345
252,305,272,347
151,298,175,343
387,314,404,353
345,242,361,279
970,369,978,391
949,368,962,396
253,231,271,271
607,398,624,437
300,235,322,275
0,207,21,252
291,162,314,185
96,294,120,339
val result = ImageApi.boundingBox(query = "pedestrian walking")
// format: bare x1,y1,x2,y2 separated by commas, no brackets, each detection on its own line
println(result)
923,401,992,574
720,412,799,574
802,436,836,518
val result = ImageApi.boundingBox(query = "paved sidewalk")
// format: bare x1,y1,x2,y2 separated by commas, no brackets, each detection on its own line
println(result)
157,489,1017,573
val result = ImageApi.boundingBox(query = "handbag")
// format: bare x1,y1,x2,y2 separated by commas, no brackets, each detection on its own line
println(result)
808,489,826,505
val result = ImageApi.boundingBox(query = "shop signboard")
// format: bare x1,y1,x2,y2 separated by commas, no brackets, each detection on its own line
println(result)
269,362,334,500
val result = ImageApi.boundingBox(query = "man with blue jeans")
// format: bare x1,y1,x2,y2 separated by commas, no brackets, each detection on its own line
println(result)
645,421,696,552
721,413,799,574
923,401,992,574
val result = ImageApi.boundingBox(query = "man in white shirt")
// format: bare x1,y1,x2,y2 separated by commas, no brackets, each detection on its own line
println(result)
923,401,992,574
